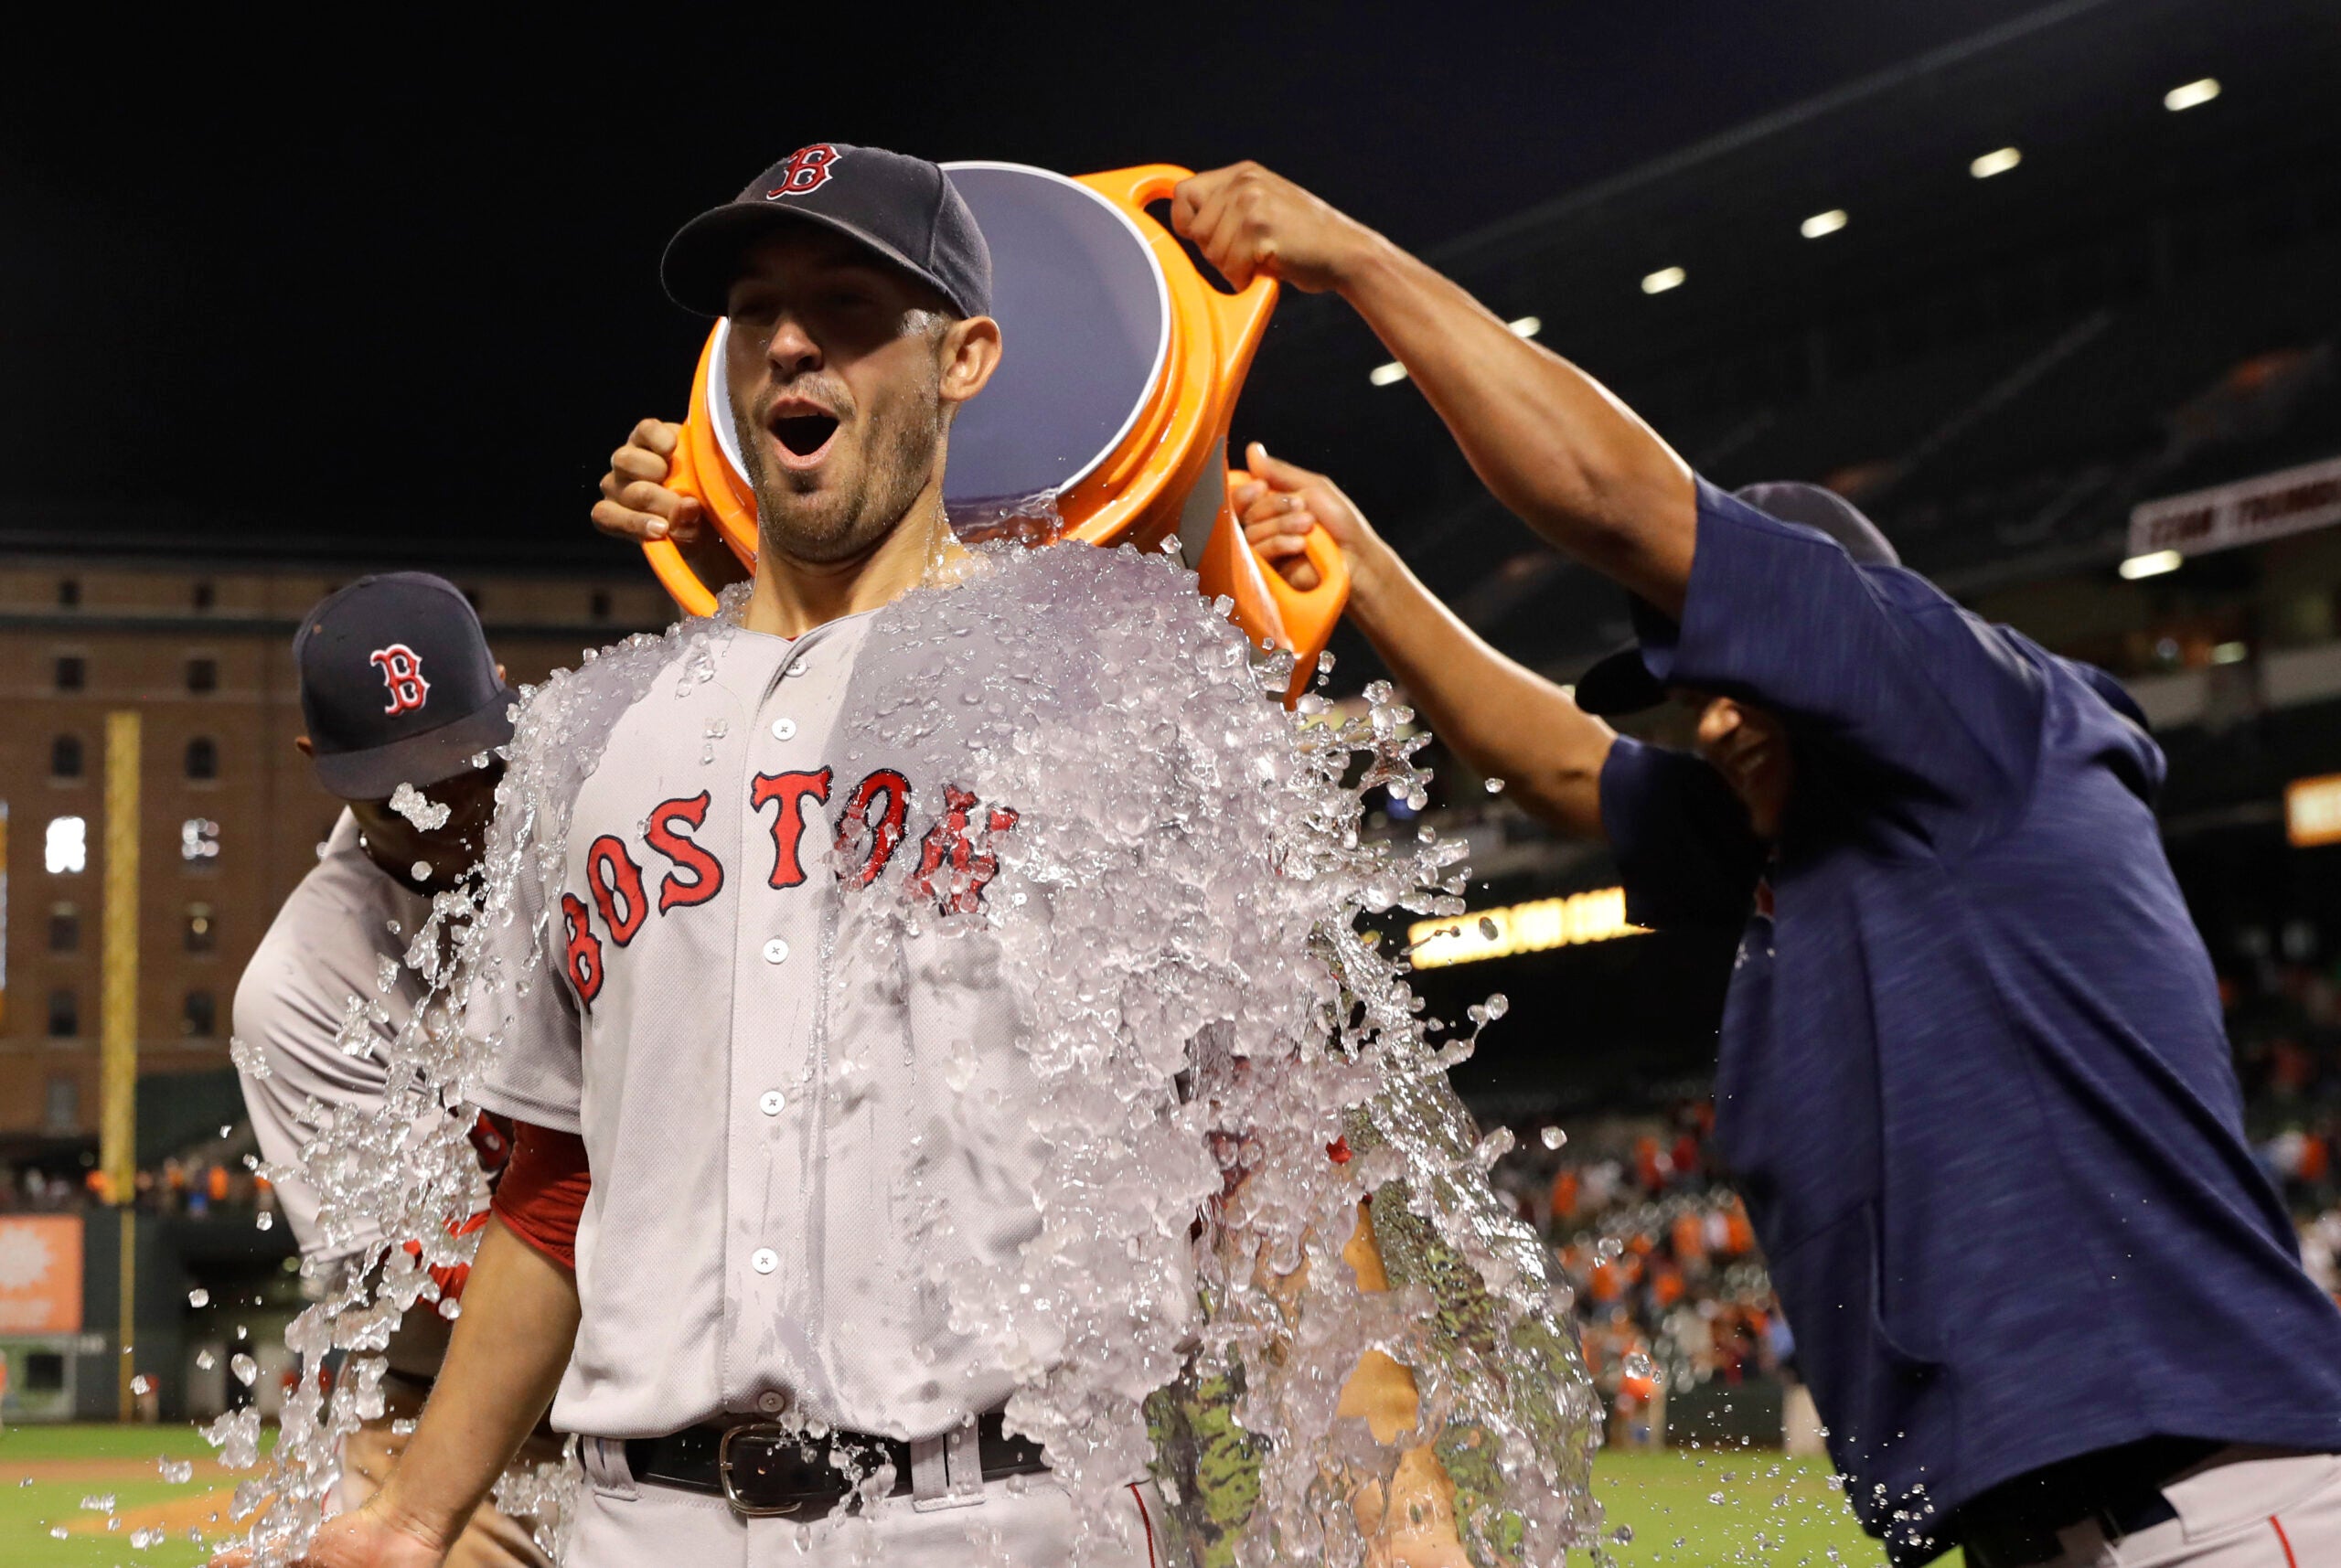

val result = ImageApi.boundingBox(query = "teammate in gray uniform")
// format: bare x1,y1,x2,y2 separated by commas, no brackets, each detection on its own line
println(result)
234,573,555,1567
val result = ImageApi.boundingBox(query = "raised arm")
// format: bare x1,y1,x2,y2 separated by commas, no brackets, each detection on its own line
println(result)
1174,165,1696,619
1236,444,1615,840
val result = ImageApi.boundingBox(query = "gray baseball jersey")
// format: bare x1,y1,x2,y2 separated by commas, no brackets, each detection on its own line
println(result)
234,810,439,1265
473,606,1054,1444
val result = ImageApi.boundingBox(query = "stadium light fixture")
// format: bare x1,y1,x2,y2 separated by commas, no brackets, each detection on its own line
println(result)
1641,266,1686,295
1508,315,1541,338
2165,78,2220,112
1970,146,2023,179
2119,549,2184,581
1801,209,1848,240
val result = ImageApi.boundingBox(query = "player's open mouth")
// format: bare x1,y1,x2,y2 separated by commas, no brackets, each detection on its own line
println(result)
768,410,840,470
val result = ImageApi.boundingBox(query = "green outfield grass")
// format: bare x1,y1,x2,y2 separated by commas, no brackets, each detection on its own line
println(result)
1593,1445,1963,1566
0,1421,272,1568
0,1424,1959,1565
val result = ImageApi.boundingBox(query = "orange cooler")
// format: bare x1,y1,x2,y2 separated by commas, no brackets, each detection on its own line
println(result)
644,162,1346,699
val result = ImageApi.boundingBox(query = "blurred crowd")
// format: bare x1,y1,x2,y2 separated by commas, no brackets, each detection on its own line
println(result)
2223,951,2341,1296
1488,1101,1786,1445
0,1127,271,1217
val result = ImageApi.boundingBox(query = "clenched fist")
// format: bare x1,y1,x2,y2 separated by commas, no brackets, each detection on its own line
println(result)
1170,163,1381,294
591,419,701,544
1235,441,1380,593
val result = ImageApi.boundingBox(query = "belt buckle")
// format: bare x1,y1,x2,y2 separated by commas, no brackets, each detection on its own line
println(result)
719,1423,807,1519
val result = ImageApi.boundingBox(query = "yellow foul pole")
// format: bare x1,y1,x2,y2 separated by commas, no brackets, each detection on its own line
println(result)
102,710,141,1420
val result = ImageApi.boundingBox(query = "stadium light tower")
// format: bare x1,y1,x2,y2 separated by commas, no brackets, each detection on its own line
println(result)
1970,146,2023,179
1801,209,1849,240
1641,266,1686,294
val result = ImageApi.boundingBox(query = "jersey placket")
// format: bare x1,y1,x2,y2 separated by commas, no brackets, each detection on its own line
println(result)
721,622,856,1422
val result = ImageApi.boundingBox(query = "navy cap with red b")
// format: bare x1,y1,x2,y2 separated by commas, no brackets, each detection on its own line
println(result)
294,573,515,800
660,143,992,320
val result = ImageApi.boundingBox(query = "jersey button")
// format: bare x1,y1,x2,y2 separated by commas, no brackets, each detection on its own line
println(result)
756,1390,790,1414
785,662,809,678
771,717,797,741
751,1247,778,1275
758,1089,786,1116
762,938,790,965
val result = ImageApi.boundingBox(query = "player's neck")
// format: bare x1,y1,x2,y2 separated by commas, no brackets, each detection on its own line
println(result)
743,488,963,638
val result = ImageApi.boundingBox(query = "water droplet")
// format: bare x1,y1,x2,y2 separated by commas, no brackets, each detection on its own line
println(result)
1541,1125,1567,1150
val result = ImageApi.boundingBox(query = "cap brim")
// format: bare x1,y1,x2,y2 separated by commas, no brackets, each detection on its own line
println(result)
1574,645,1669,717
660,204,966,317
311,691,516,800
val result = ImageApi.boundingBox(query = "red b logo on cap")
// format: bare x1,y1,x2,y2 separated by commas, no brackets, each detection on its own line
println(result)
370,645,431,717
766,144,840,198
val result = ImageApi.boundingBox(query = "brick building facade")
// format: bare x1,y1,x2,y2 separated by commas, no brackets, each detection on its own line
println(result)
0,549,669,1155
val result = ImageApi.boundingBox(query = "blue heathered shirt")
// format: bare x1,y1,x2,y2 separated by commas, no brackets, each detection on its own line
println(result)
1598,480,2341,1563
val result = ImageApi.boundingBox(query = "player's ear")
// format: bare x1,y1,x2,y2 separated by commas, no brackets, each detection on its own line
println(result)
294,735,315,759
496,664,507,683
938,315,1002,410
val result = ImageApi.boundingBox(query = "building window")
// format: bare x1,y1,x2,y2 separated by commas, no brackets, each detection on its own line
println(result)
192,581,215,611
47,990,78,1039
57,579,80,609
180,818,220,862
55,656,85,692
186,737,219,781
45,816,87,875
49,735,83,780
186,657,218,695
182,991,217,1038
48,903,79,954
590,589,613,621
43,1078,79,1135
185,902,215,954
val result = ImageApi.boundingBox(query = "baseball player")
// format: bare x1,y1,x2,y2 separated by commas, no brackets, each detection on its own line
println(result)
1187,163,2341,1565
233,572,558,1566
250,144,1173,1568
243,140,1502,1568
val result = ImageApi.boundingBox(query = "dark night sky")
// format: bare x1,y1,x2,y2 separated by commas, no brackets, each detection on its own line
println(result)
4,0,2058,560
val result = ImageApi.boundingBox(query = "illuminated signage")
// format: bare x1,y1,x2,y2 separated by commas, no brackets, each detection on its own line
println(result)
2287,773,2341,848
1407,887,1644,968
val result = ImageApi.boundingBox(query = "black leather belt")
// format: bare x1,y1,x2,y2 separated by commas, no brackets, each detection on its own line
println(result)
625,1411,1047,1517
1956,1436,2218,1568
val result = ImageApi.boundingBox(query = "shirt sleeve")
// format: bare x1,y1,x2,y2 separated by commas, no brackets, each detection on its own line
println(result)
1599,735,1768,929
232,928,399,1264
466,849,587,1135
488,1121,590,1272
1633,480,2046,848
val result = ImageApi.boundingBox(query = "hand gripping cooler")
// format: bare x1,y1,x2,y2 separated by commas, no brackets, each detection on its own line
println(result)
641,162,1348,700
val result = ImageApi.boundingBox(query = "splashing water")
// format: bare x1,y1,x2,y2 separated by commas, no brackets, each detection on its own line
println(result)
388,782,452,832
211,546,1600,1565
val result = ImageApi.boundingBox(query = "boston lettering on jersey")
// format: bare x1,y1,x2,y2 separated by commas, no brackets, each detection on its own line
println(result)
558,765,1018,1005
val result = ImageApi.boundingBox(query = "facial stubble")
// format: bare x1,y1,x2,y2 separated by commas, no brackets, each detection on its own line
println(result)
732,363,946,567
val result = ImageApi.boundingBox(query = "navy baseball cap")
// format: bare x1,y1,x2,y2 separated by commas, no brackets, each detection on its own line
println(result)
661,143,993,320
1575,482,1902,717
294,573,516,799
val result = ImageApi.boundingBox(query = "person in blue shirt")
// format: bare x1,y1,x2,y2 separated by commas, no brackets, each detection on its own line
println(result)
1170,162,2341,1567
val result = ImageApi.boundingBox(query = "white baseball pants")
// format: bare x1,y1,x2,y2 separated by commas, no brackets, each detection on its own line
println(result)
2026,1449,2340,1567
571,1438,1170,1568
